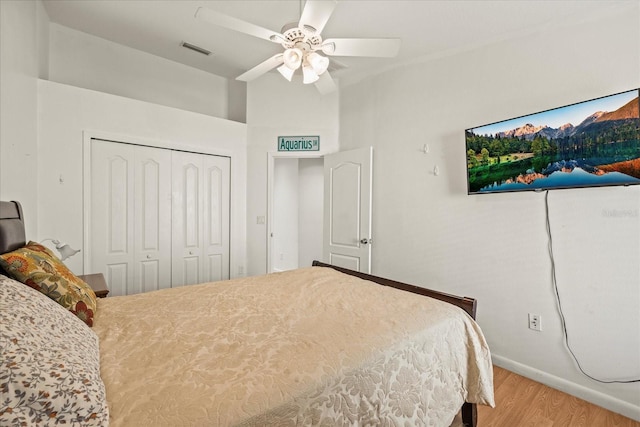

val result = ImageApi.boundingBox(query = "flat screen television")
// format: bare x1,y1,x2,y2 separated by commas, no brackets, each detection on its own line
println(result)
465,88,640,194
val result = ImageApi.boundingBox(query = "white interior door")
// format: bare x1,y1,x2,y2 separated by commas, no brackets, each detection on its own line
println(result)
202,154,230,282
323,147,373,273
172,151,230,286
90,140,135,296
171,151,204,287
134,145,172,293
91,139,230,294
91,140,172,296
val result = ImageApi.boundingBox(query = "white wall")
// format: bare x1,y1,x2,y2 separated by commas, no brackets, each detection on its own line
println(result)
48,23,230,119
339,5,640,420
228,80,247,124
0,0,48,235
37,80,247,278
246,73,339,276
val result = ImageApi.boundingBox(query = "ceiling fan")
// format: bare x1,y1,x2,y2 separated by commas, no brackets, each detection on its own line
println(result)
195,0,401,94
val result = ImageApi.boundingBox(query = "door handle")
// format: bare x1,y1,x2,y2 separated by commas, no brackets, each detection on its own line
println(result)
360,238,372,245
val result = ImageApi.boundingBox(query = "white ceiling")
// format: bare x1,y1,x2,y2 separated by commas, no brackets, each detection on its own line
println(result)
42,0,634,87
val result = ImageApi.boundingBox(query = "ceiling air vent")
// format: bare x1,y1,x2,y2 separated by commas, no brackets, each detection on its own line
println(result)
181,41,212,56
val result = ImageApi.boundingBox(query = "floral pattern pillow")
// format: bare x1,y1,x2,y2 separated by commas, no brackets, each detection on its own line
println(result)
0,241,97,326
0,275,109,426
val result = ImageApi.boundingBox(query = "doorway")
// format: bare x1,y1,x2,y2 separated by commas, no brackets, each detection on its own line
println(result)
267,155,324,273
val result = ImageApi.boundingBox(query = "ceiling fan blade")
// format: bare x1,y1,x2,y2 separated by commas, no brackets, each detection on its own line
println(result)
314,71,337,95
322,38,401,57
195,7,282,44
299,0,337,34
236,54,284,82
327,57,348,73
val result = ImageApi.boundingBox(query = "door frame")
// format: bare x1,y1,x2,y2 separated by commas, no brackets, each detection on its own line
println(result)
266,151,324,274
82,130,236,276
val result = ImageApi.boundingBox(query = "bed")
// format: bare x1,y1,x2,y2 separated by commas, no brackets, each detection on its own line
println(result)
0,200,494,427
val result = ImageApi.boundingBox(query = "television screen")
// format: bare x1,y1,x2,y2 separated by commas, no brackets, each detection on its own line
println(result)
465,88,640,194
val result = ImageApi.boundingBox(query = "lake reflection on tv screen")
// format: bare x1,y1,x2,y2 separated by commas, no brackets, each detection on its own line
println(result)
466,88,640,194
480,164,640,193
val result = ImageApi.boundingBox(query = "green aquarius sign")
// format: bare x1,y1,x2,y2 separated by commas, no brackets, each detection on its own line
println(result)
277,136,320,152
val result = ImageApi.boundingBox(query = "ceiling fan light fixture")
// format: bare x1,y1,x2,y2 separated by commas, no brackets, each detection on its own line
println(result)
302,63,319,84
283,48,303,70
277,64,295,81
196,3,401,93
307,52,329,75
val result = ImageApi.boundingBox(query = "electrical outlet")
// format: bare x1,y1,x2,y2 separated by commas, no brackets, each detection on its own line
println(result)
528,313,542,331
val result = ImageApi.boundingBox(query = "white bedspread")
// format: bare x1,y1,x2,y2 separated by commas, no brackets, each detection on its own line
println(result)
93,266,494,426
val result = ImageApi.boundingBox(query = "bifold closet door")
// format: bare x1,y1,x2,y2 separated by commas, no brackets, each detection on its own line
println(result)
90,140,172,296
171,151,230,286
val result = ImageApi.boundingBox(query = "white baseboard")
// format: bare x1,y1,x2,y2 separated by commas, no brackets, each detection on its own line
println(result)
491,354,640,422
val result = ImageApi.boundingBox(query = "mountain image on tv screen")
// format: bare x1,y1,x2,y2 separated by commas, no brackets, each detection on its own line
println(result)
465,88,640,194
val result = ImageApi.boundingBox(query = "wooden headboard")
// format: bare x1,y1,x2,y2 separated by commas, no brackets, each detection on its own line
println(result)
0,201,26,255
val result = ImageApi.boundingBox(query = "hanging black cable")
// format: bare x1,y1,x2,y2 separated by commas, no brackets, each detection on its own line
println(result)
544,190,640,383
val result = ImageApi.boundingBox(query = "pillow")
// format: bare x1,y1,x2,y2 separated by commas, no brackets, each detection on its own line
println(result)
0,241,97,326
0,275,109,425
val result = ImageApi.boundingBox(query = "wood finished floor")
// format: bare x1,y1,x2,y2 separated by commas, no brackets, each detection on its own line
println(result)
472,366,640,427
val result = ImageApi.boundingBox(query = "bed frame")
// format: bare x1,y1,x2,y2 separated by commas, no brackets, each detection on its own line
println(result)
0,201,479,427
312,260,478,427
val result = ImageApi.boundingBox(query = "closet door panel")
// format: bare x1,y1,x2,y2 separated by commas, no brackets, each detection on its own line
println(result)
183,164,201,249
92,140,231,293
203,155,230,282
106,263,129,297
207,254,223,282
134,145,172,292
172,151,204,287
207,166,222,246
140,160,161,250
108,156,129,254
140,260,160,293
91,140,135,296
182,256,200,286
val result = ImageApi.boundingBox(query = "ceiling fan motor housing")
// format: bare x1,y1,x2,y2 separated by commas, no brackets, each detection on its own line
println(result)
280,23,323,51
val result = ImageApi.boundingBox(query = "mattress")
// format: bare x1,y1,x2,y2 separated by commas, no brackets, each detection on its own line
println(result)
93,266,494,426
